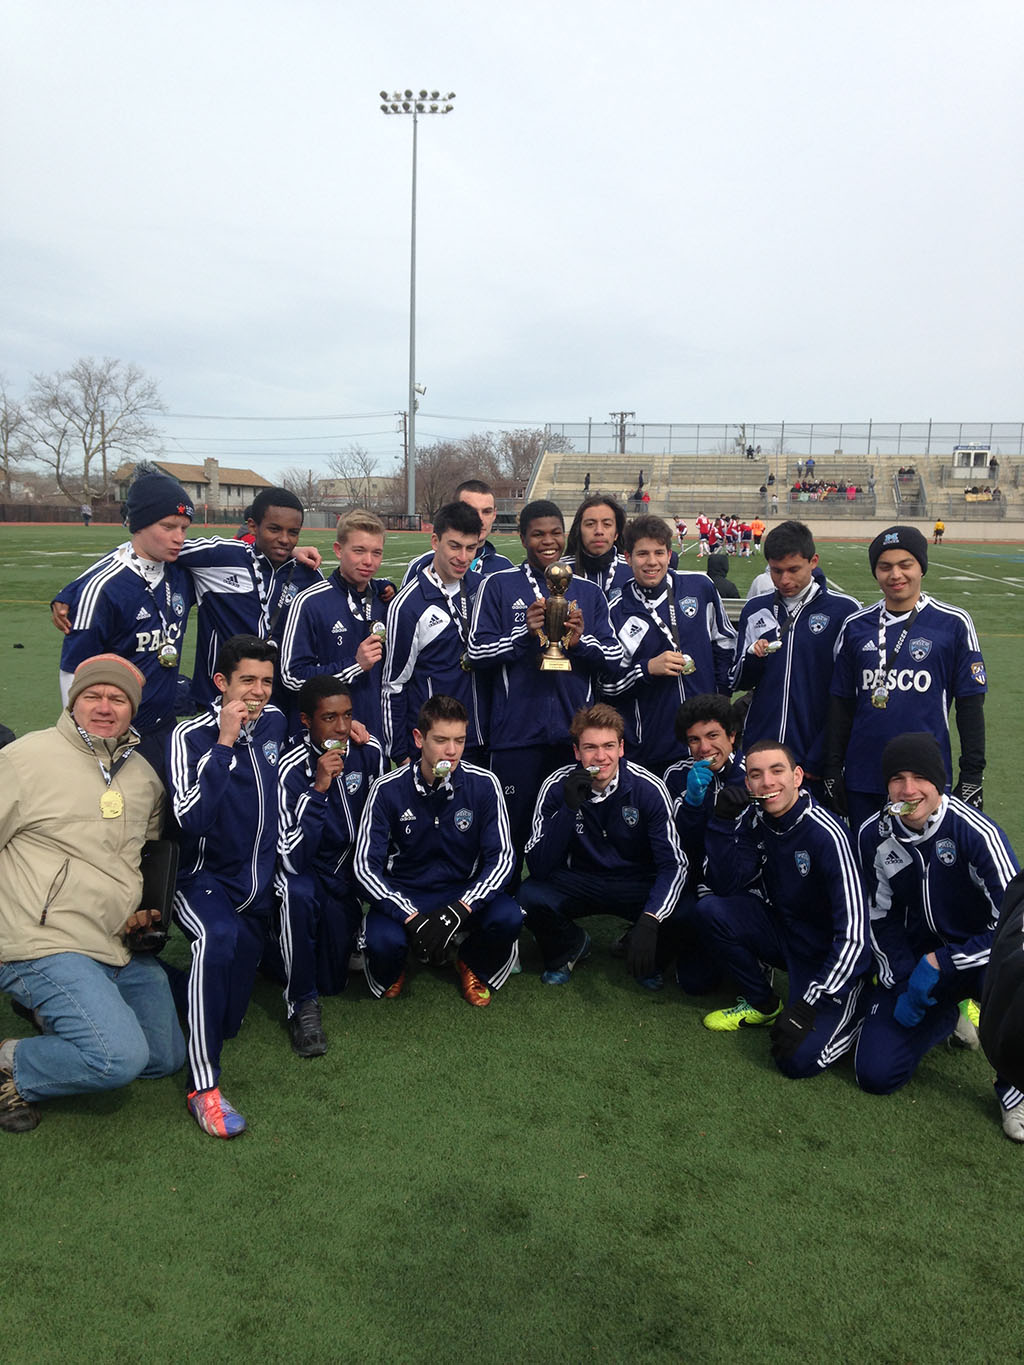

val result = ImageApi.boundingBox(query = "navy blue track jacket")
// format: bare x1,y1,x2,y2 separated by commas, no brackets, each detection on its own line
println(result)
354,760,514,923
380,565,487,762
525,758,687,920
169,703,288,911
466,564,623,750
731,574,859,775
857,794,1019,986
706,789,870,1005
277,732,386,891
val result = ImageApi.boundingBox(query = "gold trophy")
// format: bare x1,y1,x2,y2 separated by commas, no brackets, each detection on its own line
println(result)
538,563,576,672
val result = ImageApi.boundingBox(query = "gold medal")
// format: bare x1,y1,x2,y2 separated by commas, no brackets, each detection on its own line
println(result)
99,789,124,819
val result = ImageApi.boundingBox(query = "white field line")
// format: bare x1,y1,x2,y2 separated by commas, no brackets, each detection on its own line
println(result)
930,560,1024,592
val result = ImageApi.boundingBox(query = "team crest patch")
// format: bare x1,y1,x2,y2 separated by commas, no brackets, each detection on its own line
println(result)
171,592,186,617
908,638,932,662
971,662,986,685
883,531,901,545
454,808,473,832
795,850,811,877
345,771,363,795
622,806,639,827
808,613,829,635
936,838,957,867
262,740,280,766
279,586,296,606
679,596,699,620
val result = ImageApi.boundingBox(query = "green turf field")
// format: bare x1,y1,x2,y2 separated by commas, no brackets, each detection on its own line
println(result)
1,523,1023,1363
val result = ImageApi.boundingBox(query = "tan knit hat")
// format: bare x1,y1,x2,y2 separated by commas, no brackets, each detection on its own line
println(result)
67,654,146,716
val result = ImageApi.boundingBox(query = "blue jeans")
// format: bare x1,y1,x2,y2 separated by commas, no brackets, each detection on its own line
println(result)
0,952,186,1102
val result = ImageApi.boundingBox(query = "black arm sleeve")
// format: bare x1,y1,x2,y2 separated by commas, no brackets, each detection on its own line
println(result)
954,692,985,781
823,694,855,778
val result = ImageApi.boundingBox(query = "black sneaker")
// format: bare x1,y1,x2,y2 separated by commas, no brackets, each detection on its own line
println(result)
289,999,327,1058
0,1072,40,1133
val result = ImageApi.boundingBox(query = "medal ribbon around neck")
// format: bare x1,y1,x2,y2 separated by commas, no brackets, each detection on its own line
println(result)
772,579,819,643
633,577,681,652
426,565,470,647
75,722,135,817
876,602,921,683
128,549,178,658
259,555,299,637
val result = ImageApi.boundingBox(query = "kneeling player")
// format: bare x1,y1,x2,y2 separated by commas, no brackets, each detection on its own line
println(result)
663,694,750,994
354,695,521,1006
518,703,687,989
276,677,385,1056
854,733,1022,1140
168,635,287,1137
700,740,870,1078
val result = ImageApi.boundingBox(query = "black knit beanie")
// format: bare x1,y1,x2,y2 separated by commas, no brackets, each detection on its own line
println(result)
868,525,928,576
880,732,948,792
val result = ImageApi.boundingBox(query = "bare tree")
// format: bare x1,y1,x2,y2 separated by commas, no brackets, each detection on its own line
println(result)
277,466,323,511
497,427,573,485
25,357,165,503
325,443,379,507
0,376,30,500
414,440,473,519
457,431,501,483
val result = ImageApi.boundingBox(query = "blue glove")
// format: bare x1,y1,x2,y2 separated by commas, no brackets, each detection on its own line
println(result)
893,956,941,1028
684,760,715,807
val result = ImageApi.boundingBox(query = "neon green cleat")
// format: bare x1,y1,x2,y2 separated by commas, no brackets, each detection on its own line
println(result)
951,998,981,1050
702,996,782,1032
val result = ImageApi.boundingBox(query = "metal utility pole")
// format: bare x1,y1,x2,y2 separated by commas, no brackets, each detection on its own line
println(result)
380,88,456,519
609,410,634,454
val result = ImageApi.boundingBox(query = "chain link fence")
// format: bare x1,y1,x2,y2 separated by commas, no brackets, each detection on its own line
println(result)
545,421,1024,458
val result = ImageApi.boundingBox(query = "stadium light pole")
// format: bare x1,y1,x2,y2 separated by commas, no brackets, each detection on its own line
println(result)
380,88,456,520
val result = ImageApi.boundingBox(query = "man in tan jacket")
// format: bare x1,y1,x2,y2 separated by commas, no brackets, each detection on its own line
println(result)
0,655,186,1133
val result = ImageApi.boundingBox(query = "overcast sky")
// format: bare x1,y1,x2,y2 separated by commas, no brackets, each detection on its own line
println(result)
3,0,1022,477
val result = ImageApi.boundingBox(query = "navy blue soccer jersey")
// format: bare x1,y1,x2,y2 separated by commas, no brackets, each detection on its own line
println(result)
57,544,195,733
830,594,986,793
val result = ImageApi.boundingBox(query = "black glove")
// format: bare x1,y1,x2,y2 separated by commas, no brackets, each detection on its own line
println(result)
412,903,464,965
626,914,659,980
821,774,848,817
770,999,817,1062
954,778,983,811
127,921,169,954
714,783,752,820
563,768,595,811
